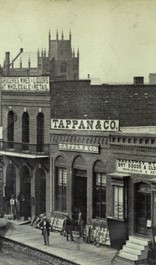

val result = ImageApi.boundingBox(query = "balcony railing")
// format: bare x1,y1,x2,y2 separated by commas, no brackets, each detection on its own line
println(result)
0,140,49,156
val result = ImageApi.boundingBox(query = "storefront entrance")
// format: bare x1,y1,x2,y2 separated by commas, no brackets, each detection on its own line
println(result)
73,169,87,221
5,164,16,201
19,166,31,219
135,183,151,235
35,168,46,215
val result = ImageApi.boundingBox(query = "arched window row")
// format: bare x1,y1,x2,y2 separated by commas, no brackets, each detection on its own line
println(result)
54,157,106,219
7,111,45,150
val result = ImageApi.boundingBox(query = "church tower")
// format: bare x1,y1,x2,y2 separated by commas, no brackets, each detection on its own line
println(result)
48,30,79,80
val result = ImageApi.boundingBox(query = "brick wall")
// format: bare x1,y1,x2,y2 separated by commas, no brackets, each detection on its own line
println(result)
2,91,50,144
50,80,156,126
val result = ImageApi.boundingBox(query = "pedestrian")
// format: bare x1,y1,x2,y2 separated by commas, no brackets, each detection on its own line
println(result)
78,211,84,238
64,215,74,241
10,194,17,220
40,215,51,245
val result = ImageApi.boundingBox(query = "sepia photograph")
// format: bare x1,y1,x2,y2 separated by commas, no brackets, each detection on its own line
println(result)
0,0,156,264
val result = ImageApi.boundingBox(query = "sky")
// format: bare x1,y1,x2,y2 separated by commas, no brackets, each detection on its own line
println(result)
0,0,156,83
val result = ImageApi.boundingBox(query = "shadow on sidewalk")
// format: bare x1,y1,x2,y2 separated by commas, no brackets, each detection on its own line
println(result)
0,220,14,251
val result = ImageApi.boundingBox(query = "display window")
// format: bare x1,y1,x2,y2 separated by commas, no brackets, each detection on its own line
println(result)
55,167,67,212
93,173,106,219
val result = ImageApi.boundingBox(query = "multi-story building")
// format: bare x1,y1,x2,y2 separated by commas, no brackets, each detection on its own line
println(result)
0,76,50,218
49,78,156,263
0,31,79,218
1,69,156,262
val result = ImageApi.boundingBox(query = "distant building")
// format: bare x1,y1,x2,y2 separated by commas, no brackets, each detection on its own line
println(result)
149,73,156,84
2,30,79,81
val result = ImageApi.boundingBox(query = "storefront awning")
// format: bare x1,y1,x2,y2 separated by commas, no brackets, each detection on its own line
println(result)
109,172,130,180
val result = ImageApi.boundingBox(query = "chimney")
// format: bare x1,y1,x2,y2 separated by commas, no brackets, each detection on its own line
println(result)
5,52,10,66
4,52,10,75
134,76,144,85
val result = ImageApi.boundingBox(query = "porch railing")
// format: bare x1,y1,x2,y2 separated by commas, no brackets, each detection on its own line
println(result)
0,140,49,156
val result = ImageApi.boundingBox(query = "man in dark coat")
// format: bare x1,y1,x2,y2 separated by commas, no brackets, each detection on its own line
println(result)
64,215,74,241
40,216,51,245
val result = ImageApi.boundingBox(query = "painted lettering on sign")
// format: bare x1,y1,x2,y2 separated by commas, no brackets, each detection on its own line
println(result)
51,119,119,131
1,76,49,91
58,143,99,153
117,159,156,176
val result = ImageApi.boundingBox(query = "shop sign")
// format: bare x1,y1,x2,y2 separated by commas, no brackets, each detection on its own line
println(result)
51,119,119,131
1,76,49,91
58,143,99,153
117,159,156,176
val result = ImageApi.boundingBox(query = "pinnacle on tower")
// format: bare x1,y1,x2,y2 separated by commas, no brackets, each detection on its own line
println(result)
41,48,44,57
28,57,31,68
49,30,51,41
77,48,79,58
69,29,72,41
73,49,75,58
56,29,59,40
62,30,64,40
37,48,40,58
44,48,46,57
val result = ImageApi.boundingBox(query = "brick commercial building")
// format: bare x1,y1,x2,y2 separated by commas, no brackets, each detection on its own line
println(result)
0,76,50,219
1,75,156,262
50,79,156,263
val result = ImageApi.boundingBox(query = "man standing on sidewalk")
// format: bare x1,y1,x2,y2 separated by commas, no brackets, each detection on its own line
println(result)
64,215,74,241
10,194,17,220
40,216,51,245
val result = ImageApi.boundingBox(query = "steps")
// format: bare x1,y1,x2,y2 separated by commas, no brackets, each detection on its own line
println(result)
112,236,150,264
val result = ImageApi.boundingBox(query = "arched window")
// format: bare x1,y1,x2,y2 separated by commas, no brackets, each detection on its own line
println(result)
35,168,46,215
55,155,67,212
6,164,16,201
22,112,29,150
135,182,151,234
37,113,44,152
60,62,67,73
20,165,31,219
93,160,106,219
7,111,14,148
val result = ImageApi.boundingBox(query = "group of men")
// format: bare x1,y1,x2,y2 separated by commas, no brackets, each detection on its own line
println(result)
40,212,85,246
10,193,30,220
62,212,85,241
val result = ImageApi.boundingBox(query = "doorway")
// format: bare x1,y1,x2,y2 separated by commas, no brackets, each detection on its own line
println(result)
135,183,151,235
20,166,31,219
73,169,87,221
35,168,46,215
